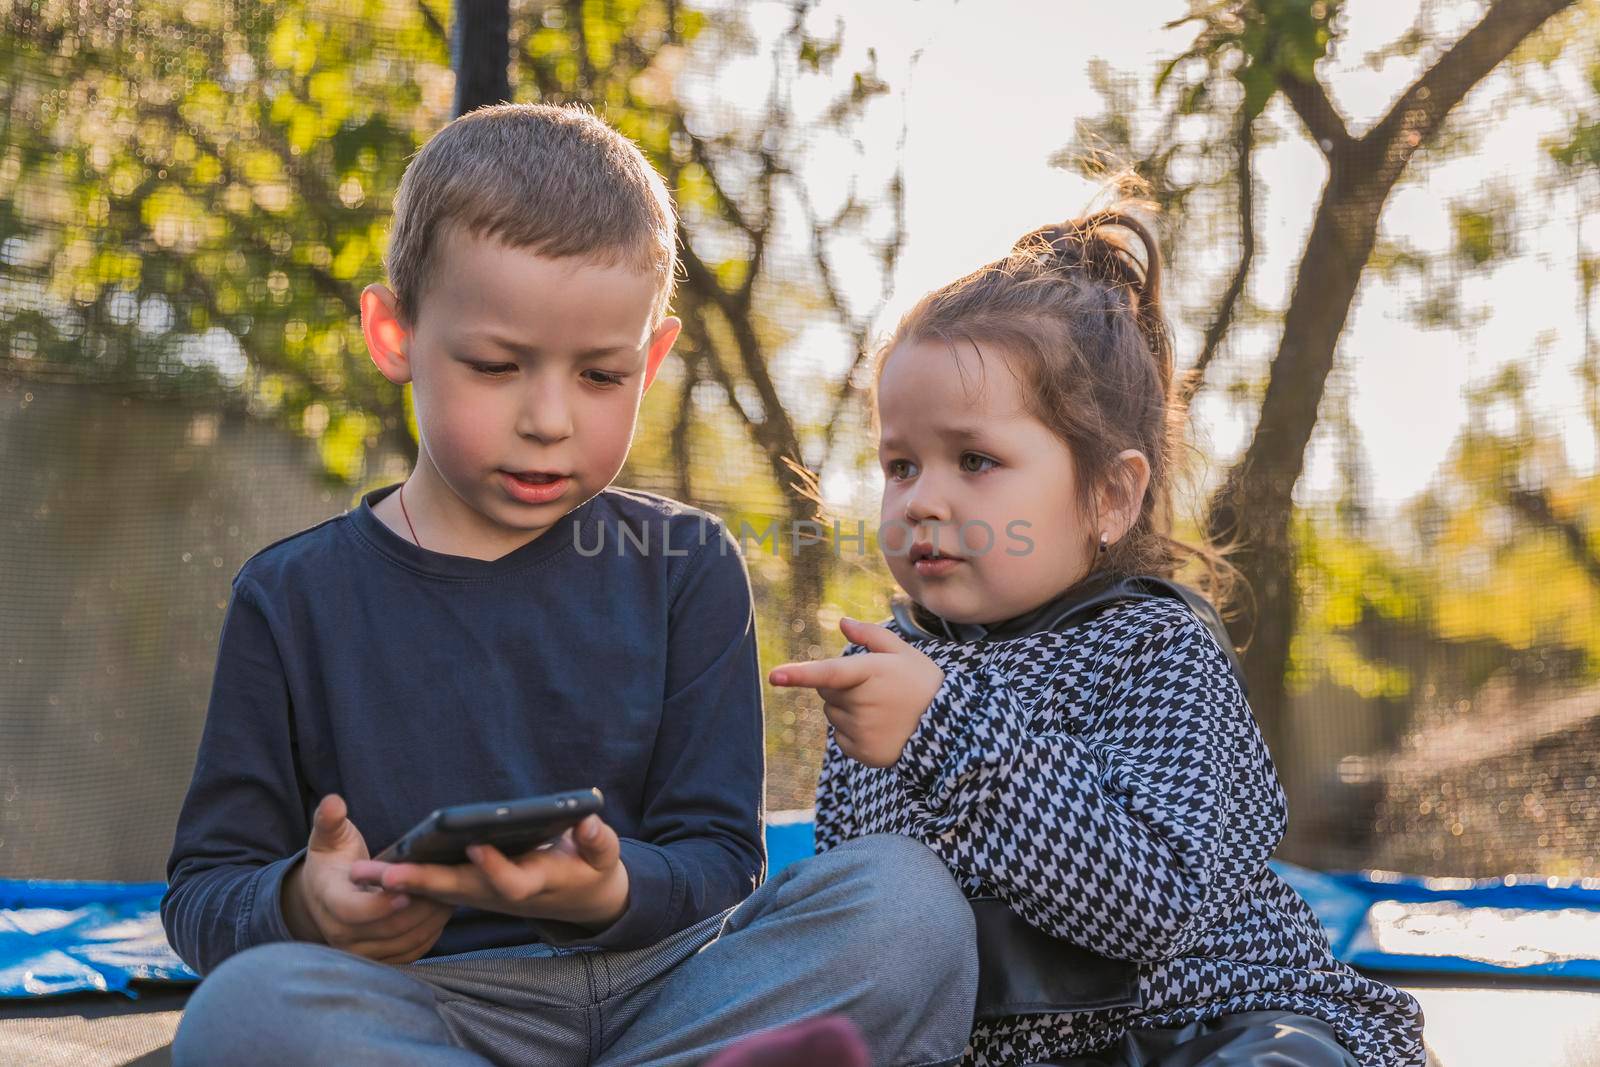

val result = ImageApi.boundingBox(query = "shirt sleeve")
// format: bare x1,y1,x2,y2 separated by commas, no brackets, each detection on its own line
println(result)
813,729,857,854
530,520,766,950
161,577,311,976
812,640,871,854
892,603,1288,963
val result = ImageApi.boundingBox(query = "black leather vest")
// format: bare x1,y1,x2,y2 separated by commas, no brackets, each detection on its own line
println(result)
890,574,1244,1020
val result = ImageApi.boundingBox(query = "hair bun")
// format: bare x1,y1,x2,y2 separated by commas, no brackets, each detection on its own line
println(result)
1012,211,1158,309
1013,208,1172,394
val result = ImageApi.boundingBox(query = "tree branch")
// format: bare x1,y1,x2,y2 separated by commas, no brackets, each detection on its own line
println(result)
1279,72,1352,156
670,329,702,501
564,0,599,89
678,232,804,470
683,127,760,244
1180,111,1254,409
1363,0,1575,189
1506,486,1600,590
149,244,361,410
416,0,448,44
150,102,369,318
685,300,747,423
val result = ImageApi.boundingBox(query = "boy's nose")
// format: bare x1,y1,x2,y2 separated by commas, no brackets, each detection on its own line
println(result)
516,382,574,443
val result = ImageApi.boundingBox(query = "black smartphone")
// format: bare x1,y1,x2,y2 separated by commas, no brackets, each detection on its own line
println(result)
372,788,605,865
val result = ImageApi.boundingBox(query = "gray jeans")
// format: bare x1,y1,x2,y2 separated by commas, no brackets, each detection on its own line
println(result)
172,834,978,1067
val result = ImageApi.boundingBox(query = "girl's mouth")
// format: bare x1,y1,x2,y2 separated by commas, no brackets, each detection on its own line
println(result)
910,542,964,577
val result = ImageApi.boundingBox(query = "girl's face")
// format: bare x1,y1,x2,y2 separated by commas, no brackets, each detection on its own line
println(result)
876,337,1100,626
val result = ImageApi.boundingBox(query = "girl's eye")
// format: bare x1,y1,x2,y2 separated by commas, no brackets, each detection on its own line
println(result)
583,369,626,387
960,452,997,474
885,459,918,481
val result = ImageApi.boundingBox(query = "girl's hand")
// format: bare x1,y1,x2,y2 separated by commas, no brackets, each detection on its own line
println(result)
769,617,945,768
347,814,629,930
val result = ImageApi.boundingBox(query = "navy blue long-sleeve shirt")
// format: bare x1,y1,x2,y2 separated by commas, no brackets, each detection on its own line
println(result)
162,484,766,976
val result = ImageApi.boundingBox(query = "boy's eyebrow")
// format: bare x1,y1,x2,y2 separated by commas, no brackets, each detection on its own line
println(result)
456,332,640,360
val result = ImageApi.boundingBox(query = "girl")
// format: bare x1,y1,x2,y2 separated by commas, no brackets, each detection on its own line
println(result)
770,211,1426,1067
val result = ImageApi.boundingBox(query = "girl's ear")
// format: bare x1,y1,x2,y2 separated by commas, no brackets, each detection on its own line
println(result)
1099,449,1152,543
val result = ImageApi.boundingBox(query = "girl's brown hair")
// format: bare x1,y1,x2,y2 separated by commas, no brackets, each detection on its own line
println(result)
875,206,1240,614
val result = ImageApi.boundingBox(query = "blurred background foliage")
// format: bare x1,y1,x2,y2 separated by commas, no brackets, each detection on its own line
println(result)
2,0,1599,881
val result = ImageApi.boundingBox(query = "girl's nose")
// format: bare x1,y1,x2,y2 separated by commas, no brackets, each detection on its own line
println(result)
902,478,951,525
517,379,574,443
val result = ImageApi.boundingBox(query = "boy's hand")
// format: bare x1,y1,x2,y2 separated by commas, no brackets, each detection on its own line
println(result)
281,794,453,964
348,814,630,930
768,617,944,768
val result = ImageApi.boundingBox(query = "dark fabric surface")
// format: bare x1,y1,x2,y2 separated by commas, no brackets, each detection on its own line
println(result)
1030,1010,1359,1066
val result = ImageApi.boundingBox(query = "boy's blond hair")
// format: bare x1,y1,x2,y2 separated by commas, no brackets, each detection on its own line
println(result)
386,104,678,323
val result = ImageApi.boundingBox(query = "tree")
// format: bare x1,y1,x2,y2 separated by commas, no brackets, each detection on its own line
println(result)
2,0,453,479
1084,0,1583,757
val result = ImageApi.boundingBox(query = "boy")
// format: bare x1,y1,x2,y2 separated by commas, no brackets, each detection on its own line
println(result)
163,105,976,1067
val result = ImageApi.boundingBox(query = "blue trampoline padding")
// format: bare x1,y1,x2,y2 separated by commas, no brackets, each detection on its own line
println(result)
765,817,1600,983
765,811,817,877
0,879,195,998
9,816,1600,998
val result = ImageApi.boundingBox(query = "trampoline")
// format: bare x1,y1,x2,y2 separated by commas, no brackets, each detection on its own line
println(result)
6,816,1600,1066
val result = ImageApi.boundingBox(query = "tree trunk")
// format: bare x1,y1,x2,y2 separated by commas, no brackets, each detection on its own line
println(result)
1208,173,1380,761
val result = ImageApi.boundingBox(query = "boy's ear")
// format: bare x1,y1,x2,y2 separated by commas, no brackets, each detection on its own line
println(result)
361,284,412,385
1100,449,1152,542
641,316,682,393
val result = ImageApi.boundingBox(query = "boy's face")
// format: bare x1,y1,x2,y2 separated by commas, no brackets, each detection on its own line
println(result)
363,226,677,554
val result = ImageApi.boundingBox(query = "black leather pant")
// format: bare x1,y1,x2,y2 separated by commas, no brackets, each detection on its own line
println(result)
1030,1011,1361,1067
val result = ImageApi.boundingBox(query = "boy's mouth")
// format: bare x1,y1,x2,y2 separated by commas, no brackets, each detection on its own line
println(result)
505,470,567,484
501,469,571,504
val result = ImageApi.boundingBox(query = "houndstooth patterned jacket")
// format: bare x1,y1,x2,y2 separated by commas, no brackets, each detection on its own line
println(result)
813,596,1427,1067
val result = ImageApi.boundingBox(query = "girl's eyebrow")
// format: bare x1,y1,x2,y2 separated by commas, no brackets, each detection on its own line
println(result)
880,424,989,450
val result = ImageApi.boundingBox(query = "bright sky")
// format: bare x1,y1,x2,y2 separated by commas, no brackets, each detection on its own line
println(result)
703,0,1598,514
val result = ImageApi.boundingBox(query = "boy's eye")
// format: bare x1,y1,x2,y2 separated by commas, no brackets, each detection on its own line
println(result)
960,452,997,474
885,459,918,481
582,369,626,387
470,362,516,376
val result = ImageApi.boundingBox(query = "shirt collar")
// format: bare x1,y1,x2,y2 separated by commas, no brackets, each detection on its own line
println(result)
891,569,1126,644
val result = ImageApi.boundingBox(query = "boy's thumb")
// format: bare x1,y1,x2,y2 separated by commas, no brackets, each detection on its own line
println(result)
308,794,360,855
574,815,620,870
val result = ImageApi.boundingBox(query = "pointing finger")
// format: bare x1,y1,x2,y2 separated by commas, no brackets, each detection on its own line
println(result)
839,617,912,654
768,656,873,691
